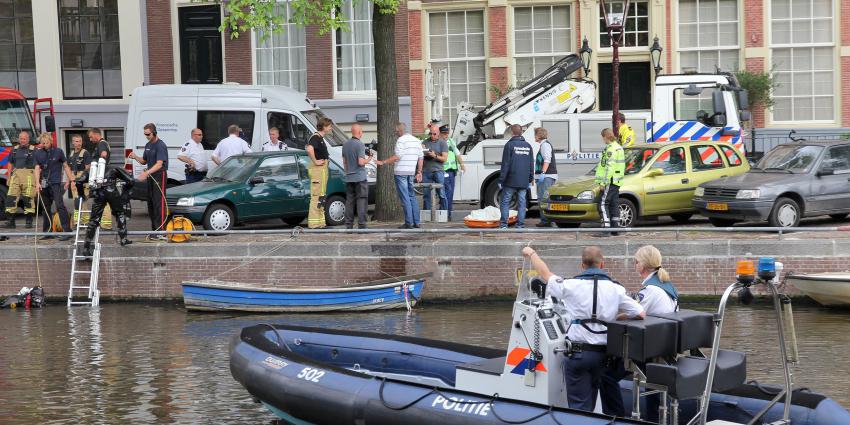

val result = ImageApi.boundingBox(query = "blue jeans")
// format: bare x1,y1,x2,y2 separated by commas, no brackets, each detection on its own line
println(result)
444,170,457,219
535,176,556,224
394,174,420,225
500,186,527,227
422,170,447,211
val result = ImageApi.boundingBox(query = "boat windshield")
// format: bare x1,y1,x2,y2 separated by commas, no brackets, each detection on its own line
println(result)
301,109,347,147
208,156,257,182
624,147,659,175
755,145,823,174
0,99,36,147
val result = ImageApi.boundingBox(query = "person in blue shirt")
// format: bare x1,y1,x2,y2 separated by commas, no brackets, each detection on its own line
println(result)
128,123,169,239
498,124,534,228
33,133,75,240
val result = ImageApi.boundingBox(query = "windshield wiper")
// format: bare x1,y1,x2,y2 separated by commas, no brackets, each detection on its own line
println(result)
761,167,794,174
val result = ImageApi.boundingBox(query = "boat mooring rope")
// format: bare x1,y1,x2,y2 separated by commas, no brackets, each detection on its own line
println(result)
377,377,619,425
200,226,304,283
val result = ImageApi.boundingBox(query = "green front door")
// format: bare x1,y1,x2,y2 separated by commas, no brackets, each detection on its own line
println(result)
241,156,304,218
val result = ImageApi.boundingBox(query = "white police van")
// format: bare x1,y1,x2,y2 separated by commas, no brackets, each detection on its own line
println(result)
124,84,374,197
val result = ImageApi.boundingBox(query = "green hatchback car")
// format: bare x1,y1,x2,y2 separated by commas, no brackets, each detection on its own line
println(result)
541,141,750,227
167,151,347,230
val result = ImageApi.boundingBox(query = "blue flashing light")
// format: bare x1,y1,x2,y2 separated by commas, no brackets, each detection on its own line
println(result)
758,257,776,274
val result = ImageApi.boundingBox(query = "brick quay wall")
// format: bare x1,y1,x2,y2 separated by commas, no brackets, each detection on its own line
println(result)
5,237,850,301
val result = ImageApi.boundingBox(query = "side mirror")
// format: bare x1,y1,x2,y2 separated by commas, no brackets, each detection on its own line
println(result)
817,168,835,177
249,176,265,185
739,110,751,122
44,116,56,133
646,168,664,177
737,90,750,110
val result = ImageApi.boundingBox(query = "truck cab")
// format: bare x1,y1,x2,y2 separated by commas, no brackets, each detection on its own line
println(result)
0,87,39,194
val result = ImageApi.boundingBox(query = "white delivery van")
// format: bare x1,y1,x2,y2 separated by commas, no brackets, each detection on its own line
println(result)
124,85,374,197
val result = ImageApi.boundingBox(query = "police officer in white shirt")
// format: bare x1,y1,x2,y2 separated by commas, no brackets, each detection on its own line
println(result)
633,245,678,314
212,124,251,165
262,127,289,152
177,128,208,184
522,245,645,413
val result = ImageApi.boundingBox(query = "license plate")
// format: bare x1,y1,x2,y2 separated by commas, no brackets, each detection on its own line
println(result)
549,203,570,211
706,202,728,211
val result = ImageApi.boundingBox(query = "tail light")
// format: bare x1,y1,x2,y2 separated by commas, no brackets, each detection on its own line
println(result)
124,149,133,172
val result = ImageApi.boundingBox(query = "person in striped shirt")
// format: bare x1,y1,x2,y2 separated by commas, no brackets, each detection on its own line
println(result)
377,123,423,229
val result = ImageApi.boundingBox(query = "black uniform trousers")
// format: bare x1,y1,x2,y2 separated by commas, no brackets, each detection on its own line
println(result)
564,350,608,411
146,169,168,230
85,186,129,243
598,183,621,227
344,181,368,227
39,183,70,232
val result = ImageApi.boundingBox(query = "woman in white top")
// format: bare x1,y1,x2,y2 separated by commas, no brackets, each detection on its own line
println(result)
634,245,679,314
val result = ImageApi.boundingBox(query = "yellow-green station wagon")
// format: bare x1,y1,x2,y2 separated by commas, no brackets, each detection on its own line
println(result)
540,141,750,227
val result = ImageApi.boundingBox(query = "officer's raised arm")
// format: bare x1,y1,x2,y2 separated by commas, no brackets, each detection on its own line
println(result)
521,247,554,282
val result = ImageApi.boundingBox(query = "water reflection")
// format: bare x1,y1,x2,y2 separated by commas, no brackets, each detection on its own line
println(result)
0,302,847,423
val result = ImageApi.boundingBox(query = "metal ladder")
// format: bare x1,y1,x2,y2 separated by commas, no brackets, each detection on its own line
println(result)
67,198,100,306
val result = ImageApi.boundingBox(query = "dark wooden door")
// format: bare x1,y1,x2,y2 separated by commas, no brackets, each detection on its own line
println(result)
598,62,651,111
178,5,223,84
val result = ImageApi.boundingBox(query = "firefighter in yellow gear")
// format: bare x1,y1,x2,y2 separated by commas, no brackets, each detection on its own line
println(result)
617,112,635,148
4,131,37,229
595,128,625,232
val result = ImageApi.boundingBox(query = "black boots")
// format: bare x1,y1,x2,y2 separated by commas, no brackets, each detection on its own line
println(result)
24,215,33,229
4,217,14,229
120,238,132,246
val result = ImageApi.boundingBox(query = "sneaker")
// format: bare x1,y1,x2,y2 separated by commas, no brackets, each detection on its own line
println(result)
120,239,133,246
515,224,525,229
412,224,421,228
499,225,509,229
398,224,412,229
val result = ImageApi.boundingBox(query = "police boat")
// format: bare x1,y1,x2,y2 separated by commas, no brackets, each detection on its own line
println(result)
230,258,850,425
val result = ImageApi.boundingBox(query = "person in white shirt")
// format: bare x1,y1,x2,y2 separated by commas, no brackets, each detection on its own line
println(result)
177,128,208,183
262,127,288,152
211,124,251,165
633,245,679,314
376,122,423,229
522,245,644,413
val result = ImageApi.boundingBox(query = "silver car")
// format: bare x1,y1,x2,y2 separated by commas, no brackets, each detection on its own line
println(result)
693,141,850,227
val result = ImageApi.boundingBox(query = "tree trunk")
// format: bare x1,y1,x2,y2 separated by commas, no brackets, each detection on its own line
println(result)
372,6,402,221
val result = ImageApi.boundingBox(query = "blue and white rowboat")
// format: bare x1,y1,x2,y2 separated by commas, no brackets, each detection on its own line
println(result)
181,274,427,313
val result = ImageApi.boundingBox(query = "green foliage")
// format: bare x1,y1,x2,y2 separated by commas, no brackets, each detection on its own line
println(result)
489,84,515,100
193,0,400,40
734,69,777,110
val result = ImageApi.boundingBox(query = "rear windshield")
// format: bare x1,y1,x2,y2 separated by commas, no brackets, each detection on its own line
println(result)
756,145,823,174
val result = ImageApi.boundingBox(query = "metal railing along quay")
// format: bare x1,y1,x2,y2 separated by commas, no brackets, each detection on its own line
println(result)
3,225,850,242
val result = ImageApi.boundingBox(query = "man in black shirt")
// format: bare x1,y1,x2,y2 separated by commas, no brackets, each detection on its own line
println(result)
306,117,332,228
68,135,91,224
88,128,113,228
34,133,75,240
128,123,169,239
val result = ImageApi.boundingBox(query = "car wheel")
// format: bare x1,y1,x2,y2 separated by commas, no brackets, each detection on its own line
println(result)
555,222,580,228
203,204,235,231
324,195,346,226
769,197,801,228
617,198,638,228
670,213,693,224
282,216,306,227
828,213,848,221
708,217,736,227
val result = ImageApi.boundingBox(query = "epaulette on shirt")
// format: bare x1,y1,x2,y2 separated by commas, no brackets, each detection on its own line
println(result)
180,142,191,152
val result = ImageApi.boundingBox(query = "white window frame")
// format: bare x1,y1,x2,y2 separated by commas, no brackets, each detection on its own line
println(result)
599,0,650,48
333,0,375,96
769,0,835,124
427,10,487,125
676,0,741,73
254,1,307,93
512,5,573,86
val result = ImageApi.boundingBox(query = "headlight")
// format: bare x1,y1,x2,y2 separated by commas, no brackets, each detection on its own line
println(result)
576,190,594,200
176,197,194,206
736,190,760,200
694,187,705,197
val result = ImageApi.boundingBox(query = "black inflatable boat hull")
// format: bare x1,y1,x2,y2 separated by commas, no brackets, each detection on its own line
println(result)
230,325,850,425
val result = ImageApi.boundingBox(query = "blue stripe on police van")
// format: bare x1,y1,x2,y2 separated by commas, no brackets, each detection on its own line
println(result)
652,122,676,141
690,125,712,140
646,122,654,131
669,121,697,141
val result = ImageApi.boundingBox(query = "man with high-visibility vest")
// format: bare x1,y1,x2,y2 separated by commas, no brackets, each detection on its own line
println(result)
595,128,625,234
440,124,465,221
617,112,635,148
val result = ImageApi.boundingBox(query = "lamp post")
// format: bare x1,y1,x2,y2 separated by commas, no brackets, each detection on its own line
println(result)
650,36,663,75
599,0,630,136
580,37,593,78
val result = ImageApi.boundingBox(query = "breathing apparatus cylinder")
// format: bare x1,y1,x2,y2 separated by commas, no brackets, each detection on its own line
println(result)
95,158,106,184
88,159,100,186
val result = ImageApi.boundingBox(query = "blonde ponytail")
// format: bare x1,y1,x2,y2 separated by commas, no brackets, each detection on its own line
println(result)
635,245,670,282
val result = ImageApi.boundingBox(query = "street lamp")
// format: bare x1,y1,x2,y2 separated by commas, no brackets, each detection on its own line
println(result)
650,36,663,75
599,0,630,136
580,37,593,77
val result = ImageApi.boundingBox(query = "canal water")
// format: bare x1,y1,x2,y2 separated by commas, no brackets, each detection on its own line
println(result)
0,302,848,423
